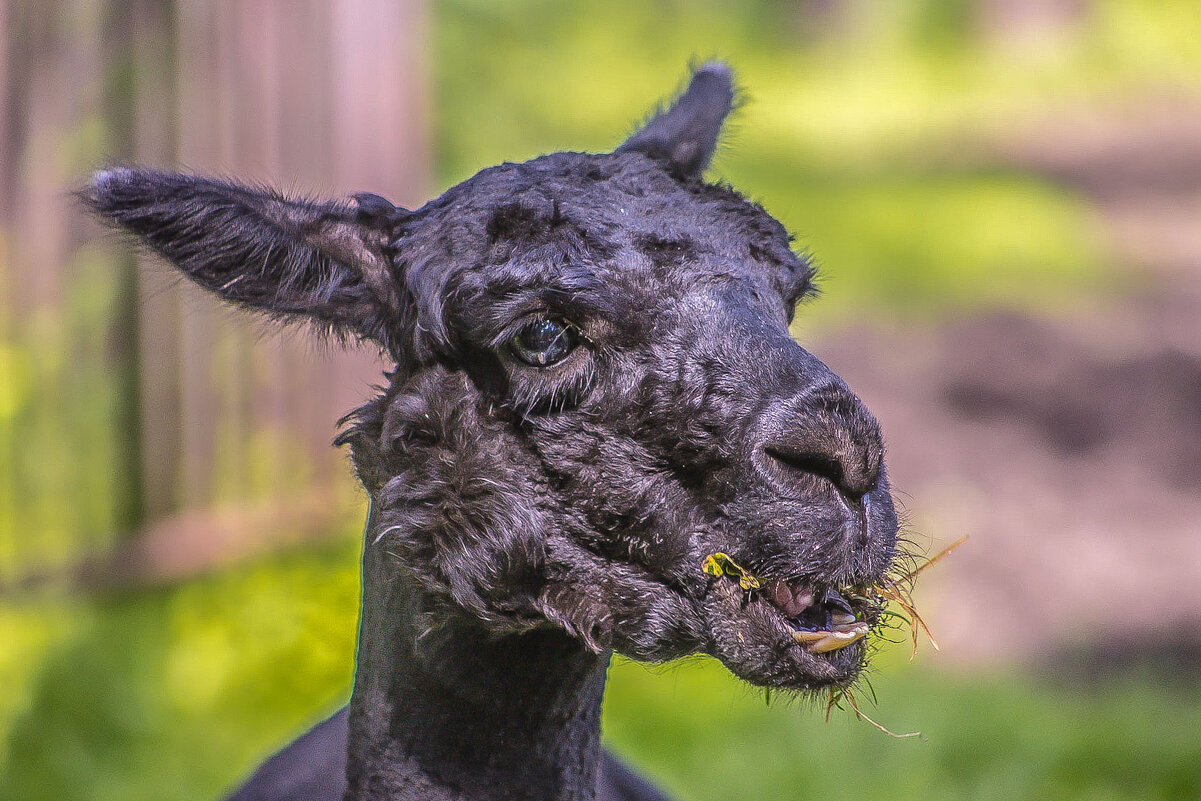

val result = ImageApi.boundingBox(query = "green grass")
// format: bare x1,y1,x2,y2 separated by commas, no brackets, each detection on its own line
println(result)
3,542,1199,801
606,654,1201,801
0,539,361,801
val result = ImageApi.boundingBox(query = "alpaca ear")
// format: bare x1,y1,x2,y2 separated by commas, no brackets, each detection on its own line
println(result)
85,167,408,349
618,62,735,181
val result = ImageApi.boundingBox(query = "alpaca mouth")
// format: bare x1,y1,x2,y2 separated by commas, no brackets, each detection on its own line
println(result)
702,552,874,659
762,580,870,655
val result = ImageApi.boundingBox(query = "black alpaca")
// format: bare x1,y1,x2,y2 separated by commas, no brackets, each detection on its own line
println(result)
87,63,898,801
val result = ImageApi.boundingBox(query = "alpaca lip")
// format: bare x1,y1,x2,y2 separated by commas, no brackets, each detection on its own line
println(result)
763,580,869,655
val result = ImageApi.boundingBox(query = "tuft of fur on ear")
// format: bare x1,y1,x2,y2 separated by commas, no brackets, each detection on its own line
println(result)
83,167,408,350
618,61,736,180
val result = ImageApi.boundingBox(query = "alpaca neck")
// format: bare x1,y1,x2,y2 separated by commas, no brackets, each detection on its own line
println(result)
344,514,609,801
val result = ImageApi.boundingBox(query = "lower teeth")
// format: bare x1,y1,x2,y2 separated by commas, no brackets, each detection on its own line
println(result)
791,622,868,653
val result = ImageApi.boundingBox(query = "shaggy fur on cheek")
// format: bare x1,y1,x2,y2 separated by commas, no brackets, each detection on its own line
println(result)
341,366,553,626
339,365,711,659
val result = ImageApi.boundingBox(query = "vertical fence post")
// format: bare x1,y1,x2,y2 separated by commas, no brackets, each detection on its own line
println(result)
1,0,430,585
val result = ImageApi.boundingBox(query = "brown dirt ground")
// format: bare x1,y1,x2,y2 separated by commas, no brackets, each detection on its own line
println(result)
813,100,1201,667
819,300,1201,666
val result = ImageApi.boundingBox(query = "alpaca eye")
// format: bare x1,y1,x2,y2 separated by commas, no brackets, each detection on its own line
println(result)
510,319,580,367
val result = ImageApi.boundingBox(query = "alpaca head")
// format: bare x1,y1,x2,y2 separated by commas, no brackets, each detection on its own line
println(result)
87,63,897,692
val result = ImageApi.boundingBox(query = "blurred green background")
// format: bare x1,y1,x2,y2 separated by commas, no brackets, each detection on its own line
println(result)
4,1,1201,799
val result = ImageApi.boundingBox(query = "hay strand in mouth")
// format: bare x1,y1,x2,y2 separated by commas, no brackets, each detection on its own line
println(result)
825,687,923,740
893,535,968,585
824,536,966,739
873,580,937,657
857,535,967,660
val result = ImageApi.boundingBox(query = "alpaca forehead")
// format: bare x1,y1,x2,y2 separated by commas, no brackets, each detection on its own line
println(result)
420,151,789,257
441,241,789,343
412,151,807,319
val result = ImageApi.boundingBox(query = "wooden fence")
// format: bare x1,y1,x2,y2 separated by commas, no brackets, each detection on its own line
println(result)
0,0,429,586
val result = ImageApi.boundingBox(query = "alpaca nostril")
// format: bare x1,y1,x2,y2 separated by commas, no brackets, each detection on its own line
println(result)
763,446,861,499
765,447,842,486
759,382,884,501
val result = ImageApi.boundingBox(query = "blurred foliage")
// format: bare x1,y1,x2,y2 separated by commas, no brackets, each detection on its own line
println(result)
5,0,1201,799
0,243,139,577
433,0,1195,322
4,544,1200,801
605,652,1201,801
0,535,361,801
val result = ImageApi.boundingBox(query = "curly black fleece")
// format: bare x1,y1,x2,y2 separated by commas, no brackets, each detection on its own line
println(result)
86,63,899,801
